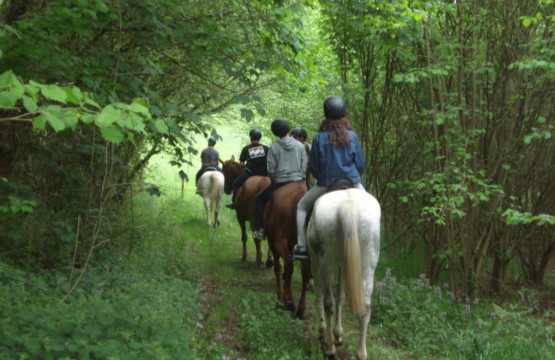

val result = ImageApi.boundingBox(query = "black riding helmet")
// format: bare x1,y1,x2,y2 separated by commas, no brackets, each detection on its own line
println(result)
249,128,262,141
290,127,307,140
323,96,347,120
208,137,217,146
271,118,289,137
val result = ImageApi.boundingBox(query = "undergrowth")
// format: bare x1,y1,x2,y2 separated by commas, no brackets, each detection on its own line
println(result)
1,184,553,360
372,268,554,359
0,256,201,360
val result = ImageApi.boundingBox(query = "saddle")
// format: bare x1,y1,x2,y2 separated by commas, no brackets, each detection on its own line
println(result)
204,166,218,172
326,178,355,193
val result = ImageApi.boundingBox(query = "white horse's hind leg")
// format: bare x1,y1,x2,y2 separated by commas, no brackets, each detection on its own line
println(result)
357,259,376,359
204,197,211,227
334,269,344,345
356,309,371,360
321,267,336,357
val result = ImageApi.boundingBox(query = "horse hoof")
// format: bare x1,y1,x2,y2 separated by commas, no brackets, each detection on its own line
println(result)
265,259,274,268
323,354,336,360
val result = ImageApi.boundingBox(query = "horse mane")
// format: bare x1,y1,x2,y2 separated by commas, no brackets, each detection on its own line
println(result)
221,156,246,194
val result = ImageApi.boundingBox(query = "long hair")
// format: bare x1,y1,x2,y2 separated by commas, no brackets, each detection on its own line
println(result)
318,115,353,146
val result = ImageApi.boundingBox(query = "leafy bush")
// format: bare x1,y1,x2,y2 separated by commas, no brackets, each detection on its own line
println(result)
372,268,554,359
0,259,201,359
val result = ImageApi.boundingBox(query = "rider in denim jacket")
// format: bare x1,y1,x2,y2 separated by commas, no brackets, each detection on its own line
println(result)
293,96,366,259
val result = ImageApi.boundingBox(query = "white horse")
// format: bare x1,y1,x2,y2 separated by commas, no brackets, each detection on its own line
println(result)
307,188,381,360
196,170,225,227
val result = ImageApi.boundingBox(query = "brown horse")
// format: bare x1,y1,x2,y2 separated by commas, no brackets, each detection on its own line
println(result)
220,156,273,268
264,180,312,318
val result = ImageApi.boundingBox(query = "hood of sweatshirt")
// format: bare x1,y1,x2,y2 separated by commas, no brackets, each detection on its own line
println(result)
276,136,296,150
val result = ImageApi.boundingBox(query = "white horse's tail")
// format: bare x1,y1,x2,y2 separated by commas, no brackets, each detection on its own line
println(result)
341,198,365,314
209,172,219,210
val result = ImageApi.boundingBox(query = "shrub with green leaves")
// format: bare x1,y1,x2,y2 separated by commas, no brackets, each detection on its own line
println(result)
0,260,201,360
372,268,554,359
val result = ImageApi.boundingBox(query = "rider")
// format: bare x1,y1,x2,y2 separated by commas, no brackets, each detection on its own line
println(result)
292,96,366,259
195,136,222,186
291,127,308,144
225,129,269,209
252,119,307,240
291,127,317,189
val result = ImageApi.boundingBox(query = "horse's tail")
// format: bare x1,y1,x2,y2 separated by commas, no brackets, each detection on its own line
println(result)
209,172,219,210
341,198,365,314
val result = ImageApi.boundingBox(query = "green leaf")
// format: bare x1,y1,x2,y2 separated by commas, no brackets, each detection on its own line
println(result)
40,84,68,103
64,111,79,130
0,71,23,94
101,126,124,143
85,97,101,109
129,102,151,117
33,114,47,129
96,105,122,128
0,91,18,108
240,108,254,121
234,95,250,104
72,87,83,101
154,119,168,134
63,86,80,105
23,95,38,112
81,113,96,124
42,106,67,132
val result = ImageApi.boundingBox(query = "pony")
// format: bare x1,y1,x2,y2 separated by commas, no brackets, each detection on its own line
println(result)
196,169,225,227
220,156,273,267
307,188,381,360
264,180,312,318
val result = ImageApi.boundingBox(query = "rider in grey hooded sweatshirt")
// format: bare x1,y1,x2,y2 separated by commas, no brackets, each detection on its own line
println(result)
267,135,306,183
253,119,307,239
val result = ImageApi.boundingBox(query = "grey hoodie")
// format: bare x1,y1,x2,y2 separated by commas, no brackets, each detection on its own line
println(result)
267,136,307,183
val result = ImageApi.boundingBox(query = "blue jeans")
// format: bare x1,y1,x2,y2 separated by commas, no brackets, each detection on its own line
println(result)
231,172,250,203
254,182,289,230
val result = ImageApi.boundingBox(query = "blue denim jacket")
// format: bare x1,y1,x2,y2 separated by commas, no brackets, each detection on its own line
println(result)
309,130,365,186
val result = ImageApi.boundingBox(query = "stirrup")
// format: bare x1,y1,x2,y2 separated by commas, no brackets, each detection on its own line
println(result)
253,229,265,240
292,245,309,260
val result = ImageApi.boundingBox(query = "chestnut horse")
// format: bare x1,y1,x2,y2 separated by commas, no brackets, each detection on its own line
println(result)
307,188,381,360
220,156,273,267
264,180,312,318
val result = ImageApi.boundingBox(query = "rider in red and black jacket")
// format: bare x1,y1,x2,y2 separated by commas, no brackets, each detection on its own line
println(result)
225,129,269,209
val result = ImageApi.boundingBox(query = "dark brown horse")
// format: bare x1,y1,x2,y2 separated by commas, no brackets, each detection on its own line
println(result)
220,156,273,267
264,180,312,318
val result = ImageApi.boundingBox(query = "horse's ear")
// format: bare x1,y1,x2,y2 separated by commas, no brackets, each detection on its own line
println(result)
231,155,235,161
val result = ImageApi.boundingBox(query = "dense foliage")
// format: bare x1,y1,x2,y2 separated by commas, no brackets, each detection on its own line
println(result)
0,0,553,324
0,0,308,268
319,0,554,295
